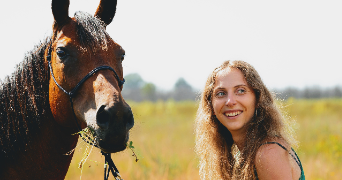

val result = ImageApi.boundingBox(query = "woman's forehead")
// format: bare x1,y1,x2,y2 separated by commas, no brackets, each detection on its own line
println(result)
215,68,247,85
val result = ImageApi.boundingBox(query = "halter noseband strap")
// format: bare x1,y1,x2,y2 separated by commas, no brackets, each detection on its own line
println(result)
46,47,124,180
46,56,125,98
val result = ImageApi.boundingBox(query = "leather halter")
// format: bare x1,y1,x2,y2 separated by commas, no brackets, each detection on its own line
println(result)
46,45,124,180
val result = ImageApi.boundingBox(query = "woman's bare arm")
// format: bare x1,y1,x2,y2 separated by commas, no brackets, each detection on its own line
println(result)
255,143,295,180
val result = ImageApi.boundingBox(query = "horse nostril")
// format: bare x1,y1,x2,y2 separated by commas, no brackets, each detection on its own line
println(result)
125,109,134,130
96,105,110,128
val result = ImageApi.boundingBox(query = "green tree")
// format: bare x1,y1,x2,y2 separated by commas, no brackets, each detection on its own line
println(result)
142,83,157,101
173,78,195,101
123,73,145,90
122,73,145,101
174,78,192,90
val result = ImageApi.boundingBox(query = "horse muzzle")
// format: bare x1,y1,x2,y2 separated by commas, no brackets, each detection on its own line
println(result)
93,102,134,153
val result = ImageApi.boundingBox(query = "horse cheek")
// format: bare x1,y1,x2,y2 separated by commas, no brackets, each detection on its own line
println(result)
48,82,74,128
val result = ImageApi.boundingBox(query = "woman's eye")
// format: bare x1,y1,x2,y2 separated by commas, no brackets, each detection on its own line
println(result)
236,88,246,95
215,91,226,97
56,49,67,59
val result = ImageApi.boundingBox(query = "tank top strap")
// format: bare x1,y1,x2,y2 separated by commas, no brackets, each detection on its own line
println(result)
291,147,305,180
260,142,301,168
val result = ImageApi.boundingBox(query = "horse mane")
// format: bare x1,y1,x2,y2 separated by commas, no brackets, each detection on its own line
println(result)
0,37,51,162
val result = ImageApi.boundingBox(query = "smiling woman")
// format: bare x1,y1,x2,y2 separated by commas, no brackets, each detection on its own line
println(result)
195,60,305,180
212,68,256,140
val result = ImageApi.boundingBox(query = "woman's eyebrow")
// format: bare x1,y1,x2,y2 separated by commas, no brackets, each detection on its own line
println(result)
214,84,248,90
234,84,248,88
213,87,225,91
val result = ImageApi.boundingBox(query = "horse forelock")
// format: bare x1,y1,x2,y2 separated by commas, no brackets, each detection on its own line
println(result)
0,37,51,161
74,11,110,53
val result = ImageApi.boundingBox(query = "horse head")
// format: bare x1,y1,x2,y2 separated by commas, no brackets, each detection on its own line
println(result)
47,0,134,153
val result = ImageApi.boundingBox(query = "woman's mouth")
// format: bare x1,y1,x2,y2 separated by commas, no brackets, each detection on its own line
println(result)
224,111,242,117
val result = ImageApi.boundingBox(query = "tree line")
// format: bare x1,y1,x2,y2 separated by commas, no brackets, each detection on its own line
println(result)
122,73,342,101
273,86,342,100
122,73,198,101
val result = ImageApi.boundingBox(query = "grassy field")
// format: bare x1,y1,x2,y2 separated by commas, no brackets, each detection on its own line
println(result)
65,99,342,180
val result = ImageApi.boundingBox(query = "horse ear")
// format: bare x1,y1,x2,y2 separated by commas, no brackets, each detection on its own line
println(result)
52,0,71,26
94,0,117,26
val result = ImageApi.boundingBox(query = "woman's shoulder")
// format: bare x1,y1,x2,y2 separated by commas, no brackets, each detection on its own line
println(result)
257,139,291,152
256,138,290,155
255,140,295,180
255,140,291,166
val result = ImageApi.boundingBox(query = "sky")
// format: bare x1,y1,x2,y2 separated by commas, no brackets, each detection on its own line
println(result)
0,0,341,91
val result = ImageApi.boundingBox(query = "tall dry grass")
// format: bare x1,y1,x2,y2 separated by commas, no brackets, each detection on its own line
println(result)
282,98,342,179
65,99,342,180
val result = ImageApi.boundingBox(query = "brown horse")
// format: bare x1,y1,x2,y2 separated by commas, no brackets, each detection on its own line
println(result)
0,0,134,179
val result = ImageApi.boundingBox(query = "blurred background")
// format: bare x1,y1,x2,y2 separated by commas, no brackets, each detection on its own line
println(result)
1,0,341,179
63,76,342,180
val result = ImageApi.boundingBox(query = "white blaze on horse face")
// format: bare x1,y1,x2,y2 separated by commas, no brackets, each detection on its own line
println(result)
76,71,121,130
83,109,98,129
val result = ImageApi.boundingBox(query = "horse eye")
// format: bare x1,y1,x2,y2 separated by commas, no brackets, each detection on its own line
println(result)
56,49,67,59
121,54,125,61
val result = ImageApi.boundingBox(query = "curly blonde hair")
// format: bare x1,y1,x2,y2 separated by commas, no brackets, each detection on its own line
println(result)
195,60,297,179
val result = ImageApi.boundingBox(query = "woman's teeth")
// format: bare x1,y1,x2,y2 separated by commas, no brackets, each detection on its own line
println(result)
225,111,242,117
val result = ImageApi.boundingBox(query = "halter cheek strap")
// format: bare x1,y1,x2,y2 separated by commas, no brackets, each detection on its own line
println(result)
46,48,125,180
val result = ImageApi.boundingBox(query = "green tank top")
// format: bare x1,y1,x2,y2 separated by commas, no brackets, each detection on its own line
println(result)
292,147,305,180
255,142,305,180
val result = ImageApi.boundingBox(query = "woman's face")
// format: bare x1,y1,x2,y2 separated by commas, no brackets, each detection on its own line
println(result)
212,68,256,135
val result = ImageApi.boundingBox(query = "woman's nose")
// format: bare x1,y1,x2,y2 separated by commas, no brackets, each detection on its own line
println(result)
225,93,237,107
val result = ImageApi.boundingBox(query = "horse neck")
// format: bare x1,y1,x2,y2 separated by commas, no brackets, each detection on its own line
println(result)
21,117,79,179
2,115,79,179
